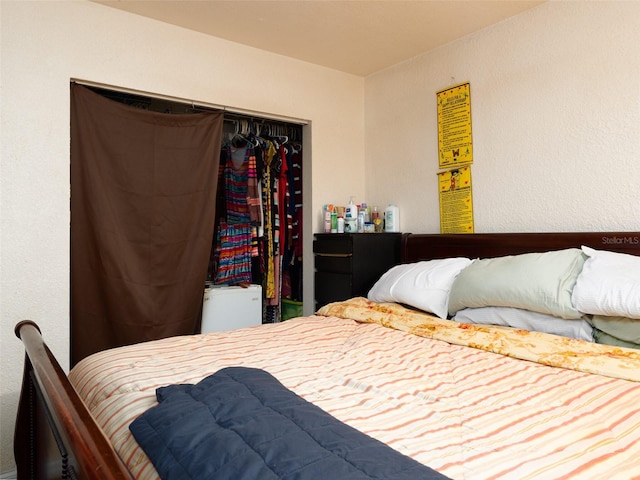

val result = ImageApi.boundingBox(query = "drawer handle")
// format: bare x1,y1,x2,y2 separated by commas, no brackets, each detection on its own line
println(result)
315,253,352,257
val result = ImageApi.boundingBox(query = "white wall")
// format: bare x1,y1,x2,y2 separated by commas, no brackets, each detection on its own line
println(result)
0,0,365,471
365,1,640,234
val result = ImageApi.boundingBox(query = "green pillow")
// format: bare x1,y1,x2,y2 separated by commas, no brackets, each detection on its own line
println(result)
590,315,640,344
448,249,585,319
592,329,640,349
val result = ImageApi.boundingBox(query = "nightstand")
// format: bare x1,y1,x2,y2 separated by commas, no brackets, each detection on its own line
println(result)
313,233,401,311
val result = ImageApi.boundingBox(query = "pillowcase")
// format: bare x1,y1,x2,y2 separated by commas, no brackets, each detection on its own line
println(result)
588,315,640,344
572,246,640,319
367,258,472,319
453,307,594,342
592,329,640,350
448,249,585,319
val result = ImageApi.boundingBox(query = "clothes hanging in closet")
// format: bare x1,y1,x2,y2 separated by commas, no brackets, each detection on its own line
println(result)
210,126,303,318
283,145,303,301
212,144,257,285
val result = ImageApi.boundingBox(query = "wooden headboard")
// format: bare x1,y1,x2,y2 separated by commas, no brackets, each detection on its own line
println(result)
401,232,640,263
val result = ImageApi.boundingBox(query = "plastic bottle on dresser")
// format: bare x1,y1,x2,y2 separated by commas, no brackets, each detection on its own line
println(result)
384,204,400,232
357,211,365,233
371,206,383,233
345,197,358,233
323,204,332,233
345,196,358,220
360,202,370,222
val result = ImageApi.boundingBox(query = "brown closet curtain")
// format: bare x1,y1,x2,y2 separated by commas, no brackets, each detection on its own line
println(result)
70,84,223,366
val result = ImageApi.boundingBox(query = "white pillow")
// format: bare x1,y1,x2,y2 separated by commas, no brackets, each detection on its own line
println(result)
572,246,640,319
453,307,594,342
367,258,472,319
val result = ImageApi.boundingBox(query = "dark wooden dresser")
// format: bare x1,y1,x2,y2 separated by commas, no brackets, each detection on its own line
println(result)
313,233,401,311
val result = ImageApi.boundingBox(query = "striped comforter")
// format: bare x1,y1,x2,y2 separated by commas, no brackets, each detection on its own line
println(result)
69,300,640,480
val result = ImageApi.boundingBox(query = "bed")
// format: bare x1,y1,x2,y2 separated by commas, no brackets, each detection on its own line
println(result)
14,232,640,479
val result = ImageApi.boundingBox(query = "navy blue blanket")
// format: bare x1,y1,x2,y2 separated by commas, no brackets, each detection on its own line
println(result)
130,367,450,480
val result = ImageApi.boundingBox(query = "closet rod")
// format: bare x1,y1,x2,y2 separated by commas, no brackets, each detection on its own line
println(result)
71,78,309,126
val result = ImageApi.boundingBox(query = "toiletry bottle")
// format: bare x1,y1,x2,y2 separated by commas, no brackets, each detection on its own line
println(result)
357,211,365,233
371,206,383,233
345,196,358,221
384,204,400,232
344,197,357,233
361,202,370,222
323,205,331,233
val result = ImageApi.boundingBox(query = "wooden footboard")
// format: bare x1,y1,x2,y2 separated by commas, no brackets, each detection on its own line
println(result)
14,320,133,480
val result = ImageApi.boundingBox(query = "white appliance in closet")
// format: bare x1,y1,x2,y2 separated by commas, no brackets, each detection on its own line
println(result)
201,284,262,333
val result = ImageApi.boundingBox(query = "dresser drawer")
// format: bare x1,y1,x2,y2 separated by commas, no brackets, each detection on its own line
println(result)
313,235,355,255
314,271,354,307
314,253,352,274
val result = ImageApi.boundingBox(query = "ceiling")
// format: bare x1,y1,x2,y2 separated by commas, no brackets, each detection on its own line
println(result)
93,0,546,76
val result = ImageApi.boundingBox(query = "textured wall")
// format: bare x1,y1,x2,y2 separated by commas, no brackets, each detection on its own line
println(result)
365,1,640,234
0,1,364,471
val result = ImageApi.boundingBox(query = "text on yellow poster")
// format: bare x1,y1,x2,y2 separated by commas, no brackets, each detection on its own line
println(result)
438,166,474,234
437,82,473,168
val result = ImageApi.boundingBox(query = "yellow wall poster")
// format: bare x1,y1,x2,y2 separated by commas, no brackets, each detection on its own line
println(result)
438,166,474,234
437,82,473,169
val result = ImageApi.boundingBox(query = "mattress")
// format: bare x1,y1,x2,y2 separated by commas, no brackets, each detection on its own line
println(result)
69,300,640,480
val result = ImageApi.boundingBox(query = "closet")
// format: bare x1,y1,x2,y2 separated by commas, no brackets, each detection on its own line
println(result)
73,85,304,359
